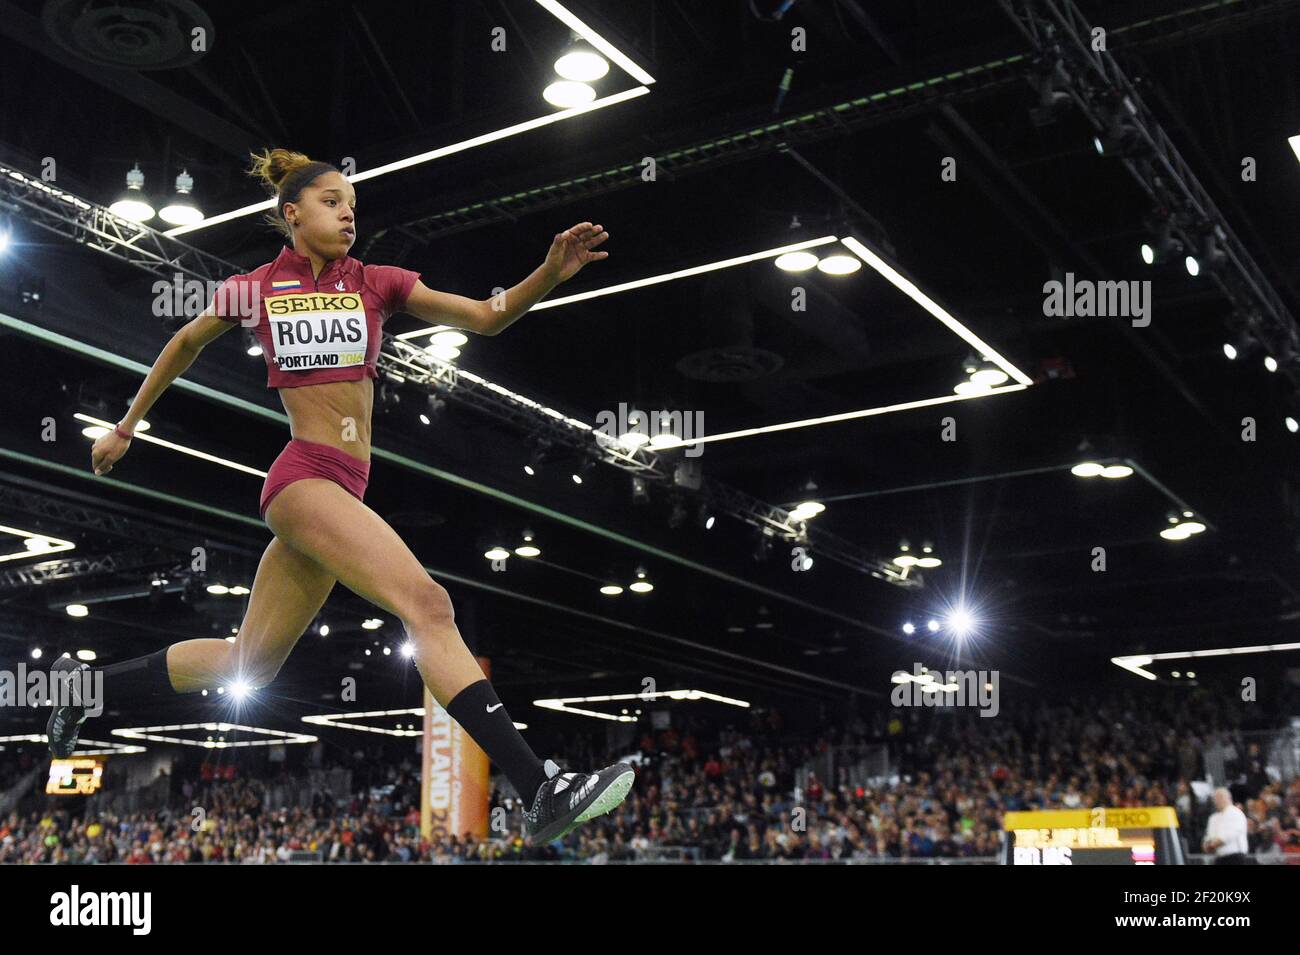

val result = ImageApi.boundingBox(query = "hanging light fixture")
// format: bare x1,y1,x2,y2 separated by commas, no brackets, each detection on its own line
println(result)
159,169,204,226
109,164,155,222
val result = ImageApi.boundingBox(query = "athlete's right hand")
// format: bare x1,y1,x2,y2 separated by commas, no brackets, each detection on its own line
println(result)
91,430,131,475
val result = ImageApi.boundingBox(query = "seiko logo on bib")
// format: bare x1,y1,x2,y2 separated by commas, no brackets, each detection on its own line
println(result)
265,292,367,370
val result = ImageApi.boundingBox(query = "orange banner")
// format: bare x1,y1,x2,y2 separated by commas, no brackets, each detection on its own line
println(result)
421,658,491,842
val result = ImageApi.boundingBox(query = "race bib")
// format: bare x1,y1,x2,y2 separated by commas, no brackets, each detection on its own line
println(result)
265,292,368,371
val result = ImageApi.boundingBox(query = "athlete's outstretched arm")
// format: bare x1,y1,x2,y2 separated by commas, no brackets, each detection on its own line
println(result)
90,311,234,475
403,221,608,337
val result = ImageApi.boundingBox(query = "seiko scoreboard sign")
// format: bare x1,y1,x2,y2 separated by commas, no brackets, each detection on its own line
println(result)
1001,807,1185,865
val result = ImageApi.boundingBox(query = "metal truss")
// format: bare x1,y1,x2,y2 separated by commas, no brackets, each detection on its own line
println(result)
0,548,181,592
1001,0,1299,358
0,163,234,287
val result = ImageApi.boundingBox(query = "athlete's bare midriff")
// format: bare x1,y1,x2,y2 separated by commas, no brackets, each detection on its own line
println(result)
278,377,374,463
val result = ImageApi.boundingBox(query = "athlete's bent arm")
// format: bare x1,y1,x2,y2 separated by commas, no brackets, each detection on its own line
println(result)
403,220,609,337
90,312,235,475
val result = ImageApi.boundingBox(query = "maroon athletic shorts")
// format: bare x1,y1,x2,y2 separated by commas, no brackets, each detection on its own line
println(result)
259,438,371,519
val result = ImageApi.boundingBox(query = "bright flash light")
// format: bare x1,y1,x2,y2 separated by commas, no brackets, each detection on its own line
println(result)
926,619,940,633
400,642,415,658
229,681,251,701
946,607,975,638
902,622,915,635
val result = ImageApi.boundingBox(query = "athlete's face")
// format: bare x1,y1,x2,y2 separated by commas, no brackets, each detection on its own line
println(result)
285,171,356,258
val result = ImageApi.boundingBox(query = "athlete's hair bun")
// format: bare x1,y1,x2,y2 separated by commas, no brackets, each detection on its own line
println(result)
247,148,317,193
246,148,340,241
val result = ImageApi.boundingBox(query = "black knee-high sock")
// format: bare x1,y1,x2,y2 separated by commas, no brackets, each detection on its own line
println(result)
445,679,548,803
95,648,179,705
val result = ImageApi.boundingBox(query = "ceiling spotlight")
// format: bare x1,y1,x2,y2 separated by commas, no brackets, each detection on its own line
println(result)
926,619,940,633
229,680,251,701
554,42,609,82
600,584,623,596
242,328,261,357
429,329,468,349
30,648,42,660
1222,342,1238,360
109,164,155,222
629,567,654,593
1100,464,1133,478
1092,98,1144,157
424,342,461,362
484,546,510,561
158,169,203,226
1187,230,1227,277
630,475,650,505
75,649,96,662
788,500,825,520
543,80,596,108
774,251,820,272
318,623,330,637
1140,217,1181,266
66,604,88,618
514,532,541,558
362,618,384,630
1264,355,1278,373
1287,416,1299,433
400,642,415,658
1071,461,1105,477
816,253,862,275
902,622,915,635
915,556,942,568
618,430,651,450
970,367,1009,387
953,380,992,397
571,457,595,485
697,504,716,530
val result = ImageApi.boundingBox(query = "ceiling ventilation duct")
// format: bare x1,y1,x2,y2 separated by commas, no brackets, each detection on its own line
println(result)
675,270,784,383
43,0,215,70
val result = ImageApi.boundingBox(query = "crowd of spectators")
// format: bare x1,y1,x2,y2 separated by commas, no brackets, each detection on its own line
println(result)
1,686,1297,863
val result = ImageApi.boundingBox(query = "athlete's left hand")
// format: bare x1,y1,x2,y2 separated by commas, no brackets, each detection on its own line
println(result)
543,222,609,284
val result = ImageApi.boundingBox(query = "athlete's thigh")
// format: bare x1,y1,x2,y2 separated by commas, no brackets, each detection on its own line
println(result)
264,478,443,618
234,534,336,679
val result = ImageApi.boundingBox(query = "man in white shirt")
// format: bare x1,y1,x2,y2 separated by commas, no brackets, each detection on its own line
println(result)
1202,787,1251,864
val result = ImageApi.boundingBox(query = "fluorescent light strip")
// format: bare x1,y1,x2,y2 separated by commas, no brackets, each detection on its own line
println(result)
531,236,841,310
112,722,317,748
840,236,1033,387
534,0,657,86
75,413,267,478
304,707,424,738
0,524,75,563
303,707,524,734
166,0,657,241
399,233,1030,449
165,88,648,235
534,688,750,721
650,385,1027,449
1111,642,1300,680
0,734,146,755
396,236,839,330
